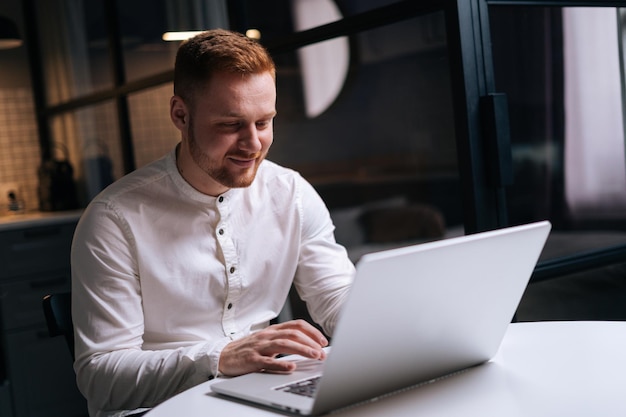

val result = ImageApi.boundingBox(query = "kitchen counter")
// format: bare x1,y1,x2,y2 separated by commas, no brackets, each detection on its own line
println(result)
0,210,83,231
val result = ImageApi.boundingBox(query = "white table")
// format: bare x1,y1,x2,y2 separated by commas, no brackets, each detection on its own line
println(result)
146,321,626,416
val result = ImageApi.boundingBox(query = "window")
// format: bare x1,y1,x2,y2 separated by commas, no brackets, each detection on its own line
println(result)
487,1,626,320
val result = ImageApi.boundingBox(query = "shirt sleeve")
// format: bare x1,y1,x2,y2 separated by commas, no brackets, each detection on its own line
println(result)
293,176,355,335
71,201,227,412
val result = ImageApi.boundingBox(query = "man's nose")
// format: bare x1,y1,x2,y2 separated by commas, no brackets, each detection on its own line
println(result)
238,124,263,153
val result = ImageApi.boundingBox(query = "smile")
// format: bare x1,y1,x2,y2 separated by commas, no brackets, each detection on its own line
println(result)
228,157,256,168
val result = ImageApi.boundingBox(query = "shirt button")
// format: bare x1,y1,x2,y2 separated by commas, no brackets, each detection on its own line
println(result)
218,196,224,203
229,266,236,274
218,229,224,235
227,303,233,310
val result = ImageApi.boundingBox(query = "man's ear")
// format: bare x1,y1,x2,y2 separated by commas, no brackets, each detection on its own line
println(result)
170,95,189,132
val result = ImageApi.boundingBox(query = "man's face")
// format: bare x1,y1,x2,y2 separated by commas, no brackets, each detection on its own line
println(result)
174,70,277,196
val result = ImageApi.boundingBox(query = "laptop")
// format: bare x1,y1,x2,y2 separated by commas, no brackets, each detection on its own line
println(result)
211,220,551,415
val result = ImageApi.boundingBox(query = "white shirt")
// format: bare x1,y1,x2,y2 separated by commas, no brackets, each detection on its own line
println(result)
71,147,355,417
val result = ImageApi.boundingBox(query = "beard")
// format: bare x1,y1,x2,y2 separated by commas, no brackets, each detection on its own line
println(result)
187,115,267,189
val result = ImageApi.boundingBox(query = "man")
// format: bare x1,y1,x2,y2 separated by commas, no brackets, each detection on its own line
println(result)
71,29,354,417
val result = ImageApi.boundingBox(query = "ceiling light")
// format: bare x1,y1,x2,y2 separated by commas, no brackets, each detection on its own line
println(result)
162,31,204,42
163,29,262,42
245,29,261,40
0,16,23,49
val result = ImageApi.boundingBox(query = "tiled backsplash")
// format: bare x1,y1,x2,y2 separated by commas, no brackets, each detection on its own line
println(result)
0,88,41,213
129,84,180,168
0,84,180,215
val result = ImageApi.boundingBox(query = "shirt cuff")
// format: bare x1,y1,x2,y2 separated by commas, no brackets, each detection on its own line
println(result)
194,337,231,379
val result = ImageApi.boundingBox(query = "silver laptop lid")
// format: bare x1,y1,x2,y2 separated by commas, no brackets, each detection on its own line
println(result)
311,221,551,414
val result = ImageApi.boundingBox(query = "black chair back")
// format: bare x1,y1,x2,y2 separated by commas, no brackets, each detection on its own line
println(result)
42,292,75,360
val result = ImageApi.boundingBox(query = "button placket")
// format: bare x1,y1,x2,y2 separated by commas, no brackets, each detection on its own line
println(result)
215,192,241,337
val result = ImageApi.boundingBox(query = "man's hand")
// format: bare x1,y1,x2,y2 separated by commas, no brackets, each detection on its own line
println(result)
218,319,329,376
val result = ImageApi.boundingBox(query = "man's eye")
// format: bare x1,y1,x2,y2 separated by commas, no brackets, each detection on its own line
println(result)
256,120,272,129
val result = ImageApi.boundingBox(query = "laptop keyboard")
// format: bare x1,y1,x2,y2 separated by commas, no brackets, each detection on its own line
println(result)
275,376,321,398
